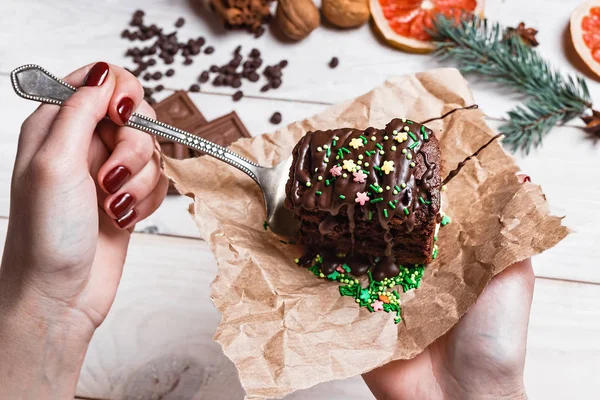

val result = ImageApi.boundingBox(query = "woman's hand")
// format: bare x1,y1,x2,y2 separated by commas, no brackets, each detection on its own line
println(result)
0,62,168,398
363,259,534,400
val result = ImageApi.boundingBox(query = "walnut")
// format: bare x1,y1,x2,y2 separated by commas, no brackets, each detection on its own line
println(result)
322,0,370,29
275,0,320,41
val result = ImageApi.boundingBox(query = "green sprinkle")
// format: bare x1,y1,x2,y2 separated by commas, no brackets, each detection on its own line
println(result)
394,185,401,192
383,209,389,218
339,194,346,200
360,135,368,144
332,140,337,147
376,143,383,150
434,236,438,242
432,247,438,259
408,142,419,150
325,179,331,186
338,149,344,159
388,201,396,209
419,196,425,204
316,191,322,195
326,148,331,157
373,165,381,171
441,215,452,226
369,184,378,192
370,197,384,203
341,147,350,154
362,169,369,175
421,125,428,140
368,211,373,220
403,208,410,215
263,221,269,230
408,132,418,142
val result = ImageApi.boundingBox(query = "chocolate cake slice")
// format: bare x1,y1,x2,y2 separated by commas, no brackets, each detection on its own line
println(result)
285,118,442,281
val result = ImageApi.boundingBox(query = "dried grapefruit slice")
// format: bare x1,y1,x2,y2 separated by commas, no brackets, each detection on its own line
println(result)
370,0,485,53
571,0,600,78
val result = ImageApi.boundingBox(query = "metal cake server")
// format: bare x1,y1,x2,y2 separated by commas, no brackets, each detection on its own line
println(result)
11,64,297,237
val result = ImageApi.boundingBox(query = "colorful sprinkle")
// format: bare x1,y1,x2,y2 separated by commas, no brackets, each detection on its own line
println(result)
381,160,395,175
379,150,385,155
370,197,384,203
401,118,407,123
369,184,378,192
326,148,331,157
390,145,397,151
325,179,331,186
316,191,322,195
408,142,419,150
419,196,425,204
330,165,342,176
364,162,369,167
355,191,370,205
341,147,351,154
337,149,344,159
353,170,368,183
358,154,364,160
342,159,356,171
403,208,410,215
372,300,384,312
371,136,377,141
394,185,401,192
406,154,413,160
360,135,368,144
385,186,391,190
332,140,337,147
403,126,410,132
402,149,407,154
393,190,399,195
368,211,373,220
408,132,418,142
383,209,389,218
376,143,383,150
401,183,407,188
388,201,396,209
378,187,384,193
384,135,389,140
441,185,447,191
317,146,323,152
339,194,346,200
441,215,452,226
342,173,348,178
421,126,428,140
306,182,312,187
318,176,323,181
395,132,408,143
349,138,364,149
324,157,330,163
409,162,416,168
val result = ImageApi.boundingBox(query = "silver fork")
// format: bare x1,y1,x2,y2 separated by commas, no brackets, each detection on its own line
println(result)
11,64,297,237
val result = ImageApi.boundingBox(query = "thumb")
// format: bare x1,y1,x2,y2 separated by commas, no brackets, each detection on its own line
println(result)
39,62,116,165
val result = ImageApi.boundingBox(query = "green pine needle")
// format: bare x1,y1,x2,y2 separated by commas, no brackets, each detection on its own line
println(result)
430,15,591,153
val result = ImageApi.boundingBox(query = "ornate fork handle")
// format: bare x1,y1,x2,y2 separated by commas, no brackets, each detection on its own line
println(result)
10,64,260,183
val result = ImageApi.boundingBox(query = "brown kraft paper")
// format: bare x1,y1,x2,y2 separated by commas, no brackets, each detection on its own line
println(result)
163,68,568,399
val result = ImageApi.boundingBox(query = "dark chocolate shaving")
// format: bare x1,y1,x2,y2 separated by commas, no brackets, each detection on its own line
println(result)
442,133,503,186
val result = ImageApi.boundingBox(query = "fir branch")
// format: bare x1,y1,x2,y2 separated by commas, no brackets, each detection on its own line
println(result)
430,15,592,153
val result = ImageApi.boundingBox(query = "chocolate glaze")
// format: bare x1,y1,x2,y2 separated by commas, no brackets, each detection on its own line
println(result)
442,133,503,186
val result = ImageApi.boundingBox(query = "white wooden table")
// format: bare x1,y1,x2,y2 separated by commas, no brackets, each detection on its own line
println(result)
1,0,599,399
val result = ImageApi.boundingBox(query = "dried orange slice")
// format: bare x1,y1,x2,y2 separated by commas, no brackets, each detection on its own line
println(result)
370,0,485,53
571,0,600,78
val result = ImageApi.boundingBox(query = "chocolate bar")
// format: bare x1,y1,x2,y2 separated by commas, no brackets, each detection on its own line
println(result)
188,111,251,157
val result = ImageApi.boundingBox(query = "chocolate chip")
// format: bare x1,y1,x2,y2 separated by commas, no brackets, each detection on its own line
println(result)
166,68,175,77
155,84,164,92
232,91,244,101
254,26,265,38
214,76,224,86
260,83,271,92
279,60,288,68
147,58,156,66
231,79,242,89
134,10,144,18
210,65,219,73
143,73,151,81
329,57,339,68
204,46,215,54
248,71,260,82
250,48,261,58
199,71,210,83
189,84,200,92
164,56,174,64
270,112,282,124
197,37,206,46
143,86,154,96
183,57,193,65
121,29,131,38
271,78,281,89
152,71,162,80
175,17,185,28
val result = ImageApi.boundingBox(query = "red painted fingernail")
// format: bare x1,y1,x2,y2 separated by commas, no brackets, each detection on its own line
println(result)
103,166,130,194
517,174,531,183
117,97,135,124
117,209,137,229
83,62,109,87
110,193,135,219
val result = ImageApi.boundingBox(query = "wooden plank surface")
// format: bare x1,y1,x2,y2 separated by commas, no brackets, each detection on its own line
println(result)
1,218,598,399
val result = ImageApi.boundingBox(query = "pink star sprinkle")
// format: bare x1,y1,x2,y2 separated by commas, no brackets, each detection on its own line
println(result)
371,300,384,312
355,191,370,206
330,165,342,177
336,266,345,273
353,170,367,183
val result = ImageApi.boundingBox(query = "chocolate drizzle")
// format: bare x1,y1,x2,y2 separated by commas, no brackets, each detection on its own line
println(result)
442,133,503,186
420,104,479,125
